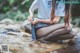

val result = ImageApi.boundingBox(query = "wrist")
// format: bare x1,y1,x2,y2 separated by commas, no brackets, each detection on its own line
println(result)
30,14,33,17
37,19,40,23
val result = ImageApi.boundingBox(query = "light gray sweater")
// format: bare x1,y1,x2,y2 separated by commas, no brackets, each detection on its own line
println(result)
30,0,65,19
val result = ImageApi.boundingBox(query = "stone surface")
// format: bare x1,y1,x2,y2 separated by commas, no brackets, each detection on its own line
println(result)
20,20,31,33
0,19,14,25
5,24,21,32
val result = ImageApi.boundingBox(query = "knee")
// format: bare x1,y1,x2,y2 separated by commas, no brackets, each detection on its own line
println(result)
65,27,72,32
36,30,45,38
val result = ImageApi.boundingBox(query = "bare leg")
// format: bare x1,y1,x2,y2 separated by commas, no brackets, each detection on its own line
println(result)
49,32,75,41
37,23,65,38
38,27,72,43
49,28,77,41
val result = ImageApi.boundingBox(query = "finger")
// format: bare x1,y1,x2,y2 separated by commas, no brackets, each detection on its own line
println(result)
28,18,32,21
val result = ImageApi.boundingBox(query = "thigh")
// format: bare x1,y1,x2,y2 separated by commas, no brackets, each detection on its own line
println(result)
41,27,72,40
36,23,65,38
49,30,76,41
53,34,74,40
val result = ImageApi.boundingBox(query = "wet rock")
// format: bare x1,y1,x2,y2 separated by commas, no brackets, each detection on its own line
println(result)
0,24,6,29
21,20,31,33
5,25,21,32
0,29,8,34
7,32,31,37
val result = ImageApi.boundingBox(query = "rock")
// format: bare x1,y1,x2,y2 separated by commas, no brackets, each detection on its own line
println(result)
20,20,31,33
7,32,31,37
0,19,14,25
72,18,80,27
22,32,31,37
0,24,6,29
5,25,21,32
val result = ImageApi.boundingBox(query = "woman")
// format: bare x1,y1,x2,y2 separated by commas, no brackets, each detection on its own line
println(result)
28,0,75,43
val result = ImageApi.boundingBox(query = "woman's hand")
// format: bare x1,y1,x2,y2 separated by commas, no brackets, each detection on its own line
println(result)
28,14,38,25
28,15,33,22
32,20,38,25
65,23,72,31
65,23,68,28
64,23,71,28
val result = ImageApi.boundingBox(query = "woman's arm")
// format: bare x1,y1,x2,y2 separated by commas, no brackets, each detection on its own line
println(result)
64,4,71,27
38,16,60,24
29,0,39,13
28,0,39,22
32,16,60,24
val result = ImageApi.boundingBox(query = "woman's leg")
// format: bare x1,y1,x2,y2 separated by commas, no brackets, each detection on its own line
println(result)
49,32,76,41
39,27,72,43
36,23,65,38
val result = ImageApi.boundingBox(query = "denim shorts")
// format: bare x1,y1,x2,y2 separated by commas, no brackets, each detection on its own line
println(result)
35,23,49,31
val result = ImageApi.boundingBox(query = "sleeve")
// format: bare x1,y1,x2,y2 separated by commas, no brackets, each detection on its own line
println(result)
29,0,39,12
